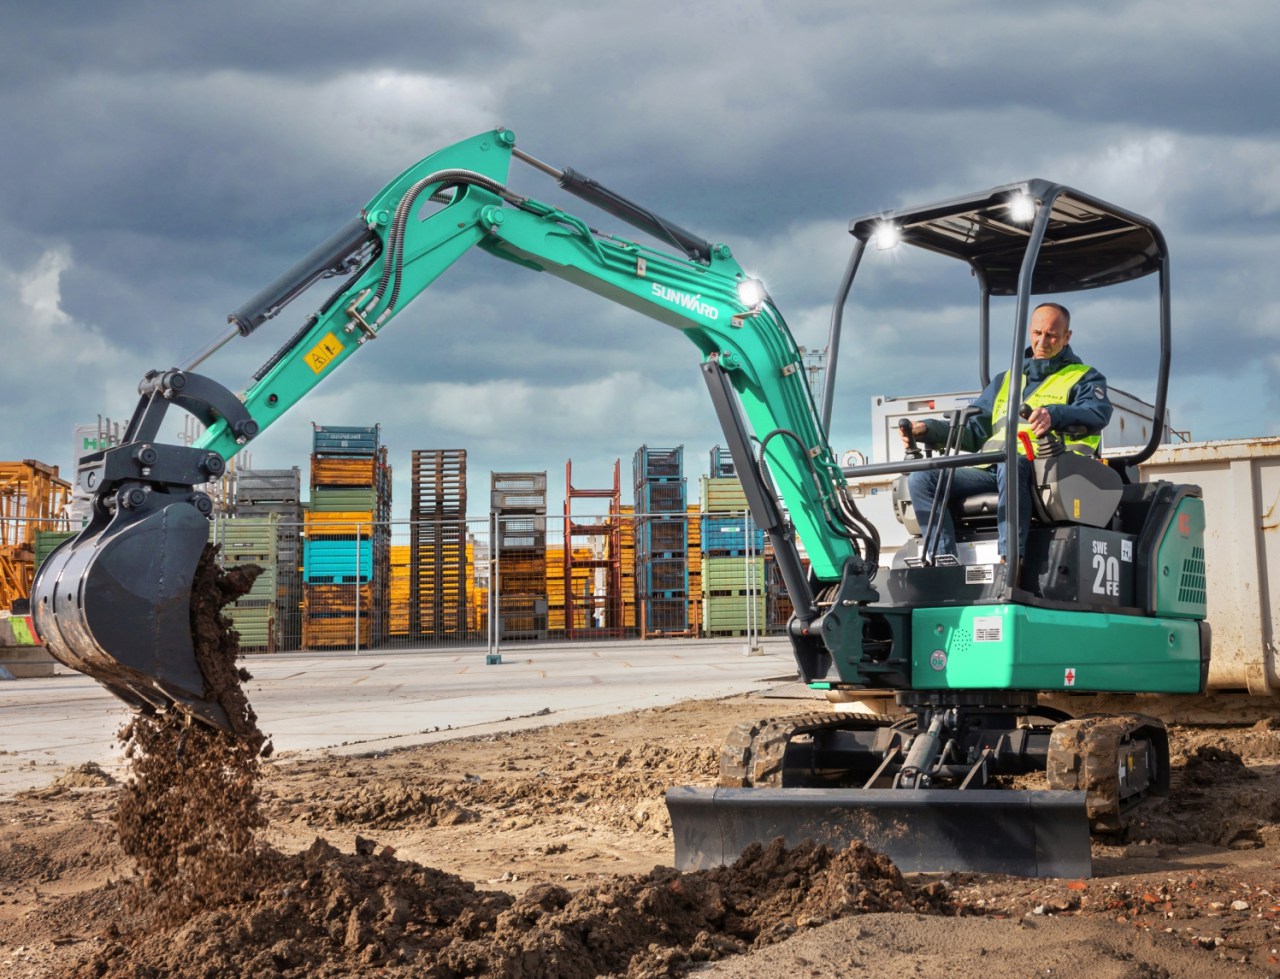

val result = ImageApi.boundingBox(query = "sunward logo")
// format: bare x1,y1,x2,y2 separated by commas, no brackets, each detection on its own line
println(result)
651,283,720,320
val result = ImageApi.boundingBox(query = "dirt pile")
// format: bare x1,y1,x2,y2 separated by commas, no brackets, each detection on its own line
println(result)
5,696,1280,978
74,835,955,978
1126,728,1280,849
289,736,715,838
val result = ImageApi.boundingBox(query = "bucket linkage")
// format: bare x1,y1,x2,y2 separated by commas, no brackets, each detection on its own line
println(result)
31,369,258,732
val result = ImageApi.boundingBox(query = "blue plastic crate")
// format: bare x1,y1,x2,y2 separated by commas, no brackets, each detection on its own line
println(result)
304,539,373,581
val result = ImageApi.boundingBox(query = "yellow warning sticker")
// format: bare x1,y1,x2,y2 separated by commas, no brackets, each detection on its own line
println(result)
1073,498,1080,519
304,333,344,374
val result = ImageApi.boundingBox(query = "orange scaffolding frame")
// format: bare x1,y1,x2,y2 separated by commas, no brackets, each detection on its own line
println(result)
0,460,72,610
564,459,626,638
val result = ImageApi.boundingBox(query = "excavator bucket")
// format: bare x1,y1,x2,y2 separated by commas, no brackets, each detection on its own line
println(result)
666,785,1092,878
31,497,230,731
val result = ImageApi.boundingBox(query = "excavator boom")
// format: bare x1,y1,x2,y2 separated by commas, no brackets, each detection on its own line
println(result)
32,128,867,729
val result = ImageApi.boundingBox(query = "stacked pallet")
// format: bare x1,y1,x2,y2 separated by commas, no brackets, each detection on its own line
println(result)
302,425,391,649
410,450,468,642
700,475,766,636
633,446,691,638
220,467,304,651
492,472,548,640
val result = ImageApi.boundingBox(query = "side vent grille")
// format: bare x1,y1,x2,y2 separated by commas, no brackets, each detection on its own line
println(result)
1178,546,1207,606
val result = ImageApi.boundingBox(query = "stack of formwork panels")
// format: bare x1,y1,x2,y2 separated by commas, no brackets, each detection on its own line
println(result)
700,475,766,636
302,425,391,649
491,472,548,640
389,544,411,639
615,505,637,633
232,467,304,650
633,446,691,638
410,450,468,642
546,545,597,634
686,503,702,635
210,513,279,652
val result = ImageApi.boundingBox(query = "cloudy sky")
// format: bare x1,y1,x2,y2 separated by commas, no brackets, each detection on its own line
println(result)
3,1,1278,519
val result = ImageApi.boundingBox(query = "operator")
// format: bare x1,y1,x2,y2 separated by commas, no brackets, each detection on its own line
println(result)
901,302,1113,562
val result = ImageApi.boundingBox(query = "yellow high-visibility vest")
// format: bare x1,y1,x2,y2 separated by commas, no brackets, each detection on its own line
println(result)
982,363,1101,457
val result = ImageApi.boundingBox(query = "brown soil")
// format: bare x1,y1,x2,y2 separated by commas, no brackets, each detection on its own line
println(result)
2,701,1280,977
1,553,1279,976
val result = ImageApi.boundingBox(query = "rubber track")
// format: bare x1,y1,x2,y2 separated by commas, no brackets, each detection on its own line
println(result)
718,712,895,788
1045,712,1166,834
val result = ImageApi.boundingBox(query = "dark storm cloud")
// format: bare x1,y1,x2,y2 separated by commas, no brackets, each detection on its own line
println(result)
1,0,1278,510
1,3,510,85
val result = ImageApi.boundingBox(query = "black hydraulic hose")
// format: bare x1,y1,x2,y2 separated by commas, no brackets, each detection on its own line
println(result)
377,169,521,316
758,427,881,568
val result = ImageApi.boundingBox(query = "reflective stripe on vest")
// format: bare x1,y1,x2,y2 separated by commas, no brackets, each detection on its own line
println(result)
982,363,1101,457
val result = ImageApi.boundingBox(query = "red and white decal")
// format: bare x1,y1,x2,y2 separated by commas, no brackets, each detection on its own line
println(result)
1064,668,1076,687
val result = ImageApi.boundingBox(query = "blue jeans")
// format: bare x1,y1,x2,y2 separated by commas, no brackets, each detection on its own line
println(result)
906,457,1034,559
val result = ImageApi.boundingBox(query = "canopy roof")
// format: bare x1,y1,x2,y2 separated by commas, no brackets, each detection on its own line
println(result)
848,179,1165,295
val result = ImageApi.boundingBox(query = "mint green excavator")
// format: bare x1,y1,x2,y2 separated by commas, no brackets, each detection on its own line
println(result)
32,129,1208,878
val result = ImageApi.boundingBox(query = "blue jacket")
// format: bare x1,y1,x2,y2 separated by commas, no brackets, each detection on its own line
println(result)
920,344,1113,451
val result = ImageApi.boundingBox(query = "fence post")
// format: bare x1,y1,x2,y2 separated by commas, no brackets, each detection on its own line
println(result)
354,520,362,655
744,508,762,656
486,510,502,664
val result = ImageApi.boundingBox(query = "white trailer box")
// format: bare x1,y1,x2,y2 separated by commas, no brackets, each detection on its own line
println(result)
1132,437,1279,695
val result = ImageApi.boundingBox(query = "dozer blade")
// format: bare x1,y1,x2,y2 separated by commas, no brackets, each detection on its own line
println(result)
666,786,1092,878
31,498,230,731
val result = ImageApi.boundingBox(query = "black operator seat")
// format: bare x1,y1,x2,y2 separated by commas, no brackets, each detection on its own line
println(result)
952,428,1124,532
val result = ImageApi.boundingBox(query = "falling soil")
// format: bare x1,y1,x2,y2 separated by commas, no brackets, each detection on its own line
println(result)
112,545,271,926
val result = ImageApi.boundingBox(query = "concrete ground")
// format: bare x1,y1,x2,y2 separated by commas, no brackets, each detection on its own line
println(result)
0,637,800,795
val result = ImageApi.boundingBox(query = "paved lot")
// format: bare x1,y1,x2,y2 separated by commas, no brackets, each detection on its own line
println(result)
0,638,798,795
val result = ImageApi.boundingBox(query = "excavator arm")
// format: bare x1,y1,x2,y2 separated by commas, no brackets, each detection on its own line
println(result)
32,128,877,729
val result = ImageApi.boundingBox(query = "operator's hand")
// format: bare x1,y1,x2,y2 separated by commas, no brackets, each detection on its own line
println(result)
1026,406,1053,436
900,420,927,447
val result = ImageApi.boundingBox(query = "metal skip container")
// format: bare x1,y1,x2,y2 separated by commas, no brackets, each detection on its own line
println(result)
1136,437,1279,695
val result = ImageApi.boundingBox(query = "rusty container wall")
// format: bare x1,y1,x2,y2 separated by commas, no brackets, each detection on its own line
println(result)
1136,436,1279,695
